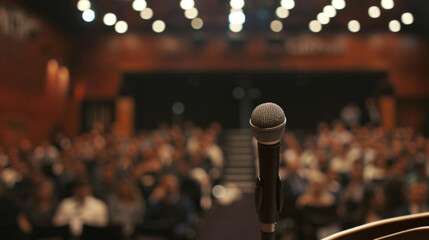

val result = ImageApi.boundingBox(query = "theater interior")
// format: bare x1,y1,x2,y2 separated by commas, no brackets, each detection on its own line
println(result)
0,0,429,240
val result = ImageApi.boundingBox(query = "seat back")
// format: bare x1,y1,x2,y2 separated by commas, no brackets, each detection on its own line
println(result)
374,226,429,240
31,225,70,240
323,212,429,240
81,225,123,240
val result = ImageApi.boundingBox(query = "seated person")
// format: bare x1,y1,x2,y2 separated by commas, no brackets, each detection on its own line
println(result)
108,178,145,236
53,179,108,236
143,174,195,240
296,171,335,208
395,180,428,216
24,180,57,228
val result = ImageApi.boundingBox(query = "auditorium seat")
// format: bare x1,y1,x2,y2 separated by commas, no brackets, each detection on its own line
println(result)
80,225,123,240
322,212,429,240
374,226,429,240
299,205,341,240
31,225,70,240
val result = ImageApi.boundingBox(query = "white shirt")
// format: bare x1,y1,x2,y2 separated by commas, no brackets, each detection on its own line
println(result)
53,196,108,236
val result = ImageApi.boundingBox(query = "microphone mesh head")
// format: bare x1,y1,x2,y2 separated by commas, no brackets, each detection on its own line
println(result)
250,102,286,144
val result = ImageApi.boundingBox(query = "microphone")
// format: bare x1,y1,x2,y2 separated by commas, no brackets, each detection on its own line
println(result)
250,102,286,240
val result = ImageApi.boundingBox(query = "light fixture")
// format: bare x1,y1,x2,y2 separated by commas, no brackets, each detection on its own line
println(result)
229,23,243,32
82,9,95,22
332,0,346,10
317,12,330,25
191,18,204,30
368,6,381,18
185,8,198,19
381,0,394,10
132,0,147,11
152,20,166,33
180,0,195,10
270,20,283,32
280,0,295,10
276,7,289,19
309,20,322,33
103,13,117,26
230,0,245,9
401,12,414,25
323,5,337,18
389,20,401,32
229,12,246,24
77,0,91,12
115,21,128,34
140,8,153,20
348,20,360,33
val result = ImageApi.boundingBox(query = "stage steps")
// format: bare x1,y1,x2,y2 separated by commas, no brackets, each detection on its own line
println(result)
222,129,256,194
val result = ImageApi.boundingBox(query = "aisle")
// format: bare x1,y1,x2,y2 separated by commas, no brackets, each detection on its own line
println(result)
196,194,260,240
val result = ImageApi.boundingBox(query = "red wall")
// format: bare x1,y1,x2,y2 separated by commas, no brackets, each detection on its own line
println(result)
0,0,72,145
1,1,428,146
72,33,429,129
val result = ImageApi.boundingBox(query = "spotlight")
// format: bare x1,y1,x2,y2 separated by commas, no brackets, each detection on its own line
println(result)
115,21,128,34
152,20,166,33
381,0,394,10
332,0,346,10
230,0,245,9
317,12,330,25
82,9,95,22
229,23,243,32
280,0,295,10
103,13,117,26
270,20,283,32
132,0,147,11
229,12,246,24
185,8,199,19
368,6,381,19
180,0,195,10
389,20,401,32
191,18,204,30
309,20,322,33
140,8,153,20
323,5,337,18
401,12,414,25
275,7,289,19
348,20,360,33
77,0,91,11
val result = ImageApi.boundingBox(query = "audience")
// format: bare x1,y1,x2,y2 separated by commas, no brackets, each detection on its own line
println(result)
0,121,222,239
277,103,429,239
0,103,428,240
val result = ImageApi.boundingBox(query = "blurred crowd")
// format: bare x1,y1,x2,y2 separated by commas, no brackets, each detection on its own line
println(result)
278,102,429,240
0,121,224,240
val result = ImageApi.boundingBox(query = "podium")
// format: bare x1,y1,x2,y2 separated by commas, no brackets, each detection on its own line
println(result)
323,212,429,240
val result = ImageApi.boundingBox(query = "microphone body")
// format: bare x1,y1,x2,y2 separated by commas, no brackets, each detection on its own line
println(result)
255,142,282,224
250,102,286,240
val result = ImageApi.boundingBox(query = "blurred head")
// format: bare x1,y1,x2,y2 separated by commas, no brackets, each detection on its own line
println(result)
351,160,363,181
307,171,327,196
116,178,138,200
408,181,428,206
159,174,180,196
362,185,385,211
35,180,54,202
72,179,92,201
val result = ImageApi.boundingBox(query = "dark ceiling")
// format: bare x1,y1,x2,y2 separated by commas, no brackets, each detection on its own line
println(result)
18,0,429,36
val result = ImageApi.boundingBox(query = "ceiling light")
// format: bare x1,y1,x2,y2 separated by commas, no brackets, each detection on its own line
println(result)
103,13,117,26
115,21,128,34
152,20,166,33
309,20,322,33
